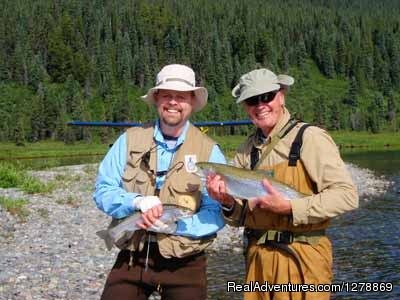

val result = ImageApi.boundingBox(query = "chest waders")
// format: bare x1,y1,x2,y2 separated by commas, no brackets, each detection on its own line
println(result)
247,119,313,300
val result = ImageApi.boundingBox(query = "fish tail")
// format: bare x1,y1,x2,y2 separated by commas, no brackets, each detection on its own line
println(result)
96,230,114,251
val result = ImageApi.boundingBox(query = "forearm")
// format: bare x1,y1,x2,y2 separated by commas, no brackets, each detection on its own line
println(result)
94,181,138,219
93,133,140,219
291,182,358,225
292,127,359,225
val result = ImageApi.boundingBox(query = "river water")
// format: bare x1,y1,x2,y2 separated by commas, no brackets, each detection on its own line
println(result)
6,149,400,299
207,149,400,299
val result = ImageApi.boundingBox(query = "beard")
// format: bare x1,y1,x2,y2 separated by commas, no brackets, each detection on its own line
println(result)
160,107,187,127
161,114,183,127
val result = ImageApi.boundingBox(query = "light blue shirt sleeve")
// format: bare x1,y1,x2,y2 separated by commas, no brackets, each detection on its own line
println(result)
175,144,226,238
93,133,140,219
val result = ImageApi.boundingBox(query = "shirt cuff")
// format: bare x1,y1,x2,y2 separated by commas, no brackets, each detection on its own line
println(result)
123,193,140,214
290,198,308,226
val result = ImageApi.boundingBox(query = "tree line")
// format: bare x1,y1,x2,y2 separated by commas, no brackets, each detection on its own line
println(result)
0,0,399,145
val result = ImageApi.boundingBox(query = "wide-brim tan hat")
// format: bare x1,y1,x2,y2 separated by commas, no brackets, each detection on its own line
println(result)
232,68,294,103
141,64,208,112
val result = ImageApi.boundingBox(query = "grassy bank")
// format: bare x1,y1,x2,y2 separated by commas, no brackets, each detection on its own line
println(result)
0,196,30,222
0,141,108,160
213,131,400,158
0,131,398,163
0,163,55,193
330,131,399,149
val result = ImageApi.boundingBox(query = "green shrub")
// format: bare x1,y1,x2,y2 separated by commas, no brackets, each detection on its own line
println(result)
0,163,23,188
0,162,54,193
21,178,55,194
0,196,30,221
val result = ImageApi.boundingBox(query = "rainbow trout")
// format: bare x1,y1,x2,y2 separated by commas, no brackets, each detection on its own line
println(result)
97,204,193,250
196,162,305,201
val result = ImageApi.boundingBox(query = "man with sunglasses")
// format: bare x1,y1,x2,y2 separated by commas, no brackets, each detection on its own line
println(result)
206,68,358,299
94,64,226,299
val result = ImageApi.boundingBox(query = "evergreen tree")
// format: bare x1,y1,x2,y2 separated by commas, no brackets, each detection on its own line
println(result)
387,92,397,131
343,76,358,107
13,98,26,146
30,83,46,141
0,0,400,141
28,54,50,90
313,96,329,127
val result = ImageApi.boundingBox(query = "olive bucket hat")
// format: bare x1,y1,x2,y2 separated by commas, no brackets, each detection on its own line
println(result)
141,64,208,112
232,69,294,104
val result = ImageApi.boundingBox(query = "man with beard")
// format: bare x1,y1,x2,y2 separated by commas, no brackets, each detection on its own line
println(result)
94,64,226,300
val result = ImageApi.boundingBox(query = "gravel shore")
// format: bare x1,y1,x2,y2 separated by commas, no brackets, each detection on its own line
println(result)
0,163,391,300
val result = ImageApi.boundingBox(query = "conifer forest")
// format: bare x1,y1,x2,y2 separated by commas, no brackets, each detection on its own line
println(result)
1,0,400,144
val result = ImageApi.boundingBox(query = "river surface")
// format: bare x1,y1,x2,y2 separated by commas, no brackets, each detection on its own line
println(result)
207,150,400,299
7,150,400,299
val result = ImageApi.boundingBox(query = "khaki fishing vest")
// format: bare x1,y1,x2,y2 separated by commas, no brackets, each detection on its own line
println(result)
118,122,216,258
242,127,330,233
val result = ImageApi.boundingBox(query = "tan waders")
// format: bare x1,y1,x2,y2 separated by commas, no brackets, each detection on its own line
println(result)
243,155,332,300
244,235,332,300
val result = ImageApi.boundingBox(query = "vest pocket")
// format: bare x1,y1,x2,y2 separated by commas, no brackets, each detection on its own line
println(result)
157,233,214,258
122,167,152,195
167,182,200,212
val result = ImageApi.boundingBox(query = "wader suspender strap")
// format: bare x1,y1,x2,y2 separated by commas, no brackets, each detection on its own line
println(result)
251,118,301,170
288,124,312,167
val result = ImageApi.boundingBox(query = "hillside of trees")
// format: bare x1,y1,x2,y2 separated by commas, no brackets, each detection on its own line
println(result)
0,0,399,145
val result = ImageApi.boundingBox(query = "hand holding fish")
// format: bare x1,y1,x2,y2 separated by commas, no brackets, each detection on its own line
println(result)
136,204,163,229
206,173,235,208
196,162,305,209
250,179,292,214
96,204,193,250
134,195,163,229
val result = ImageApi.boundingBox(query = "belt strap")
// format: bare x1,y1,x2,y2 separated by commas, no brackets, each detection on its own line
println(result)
246,229,325,246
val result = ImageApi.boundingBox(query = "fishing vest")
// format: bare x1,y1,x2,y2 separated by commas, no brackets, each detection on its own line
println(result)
243,121,330,233
115,122,216,258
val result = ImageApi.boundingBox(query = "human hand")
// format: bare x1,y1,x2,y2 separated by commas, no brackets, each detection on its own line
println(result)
134,196,163,229
206,174,235,208
136,204,164,229
249,179,292,214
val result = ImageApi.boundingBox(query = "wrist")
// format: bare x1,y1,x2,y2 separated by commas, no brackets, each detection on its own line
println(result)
222,194,235,208
281,200,292,215
222,198,236,217
222,203,234,211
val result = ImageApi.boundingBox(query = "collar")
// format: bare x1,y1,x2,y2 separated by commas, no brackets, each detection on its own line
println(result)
153,120,190,148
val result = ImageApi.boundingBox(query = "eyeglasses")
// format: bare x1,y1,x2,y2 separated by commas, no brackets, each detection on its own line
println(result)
244,90,279,107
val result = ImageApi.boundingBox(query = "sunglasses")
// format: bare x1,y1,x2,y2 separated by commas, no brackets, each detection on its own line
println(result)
244,90,279,107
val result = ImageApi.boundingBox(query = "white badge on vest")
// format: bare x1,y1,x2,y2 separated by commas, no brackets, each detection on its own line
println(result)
184,155,197,173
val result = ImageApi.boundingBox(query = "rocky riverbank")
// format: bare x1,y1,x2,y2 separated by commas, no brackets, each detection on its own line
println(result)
0,163,392,300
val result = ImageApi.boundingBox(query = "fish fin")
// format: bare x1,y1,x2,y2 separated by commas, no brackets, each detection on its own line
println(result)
96,230,113,251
